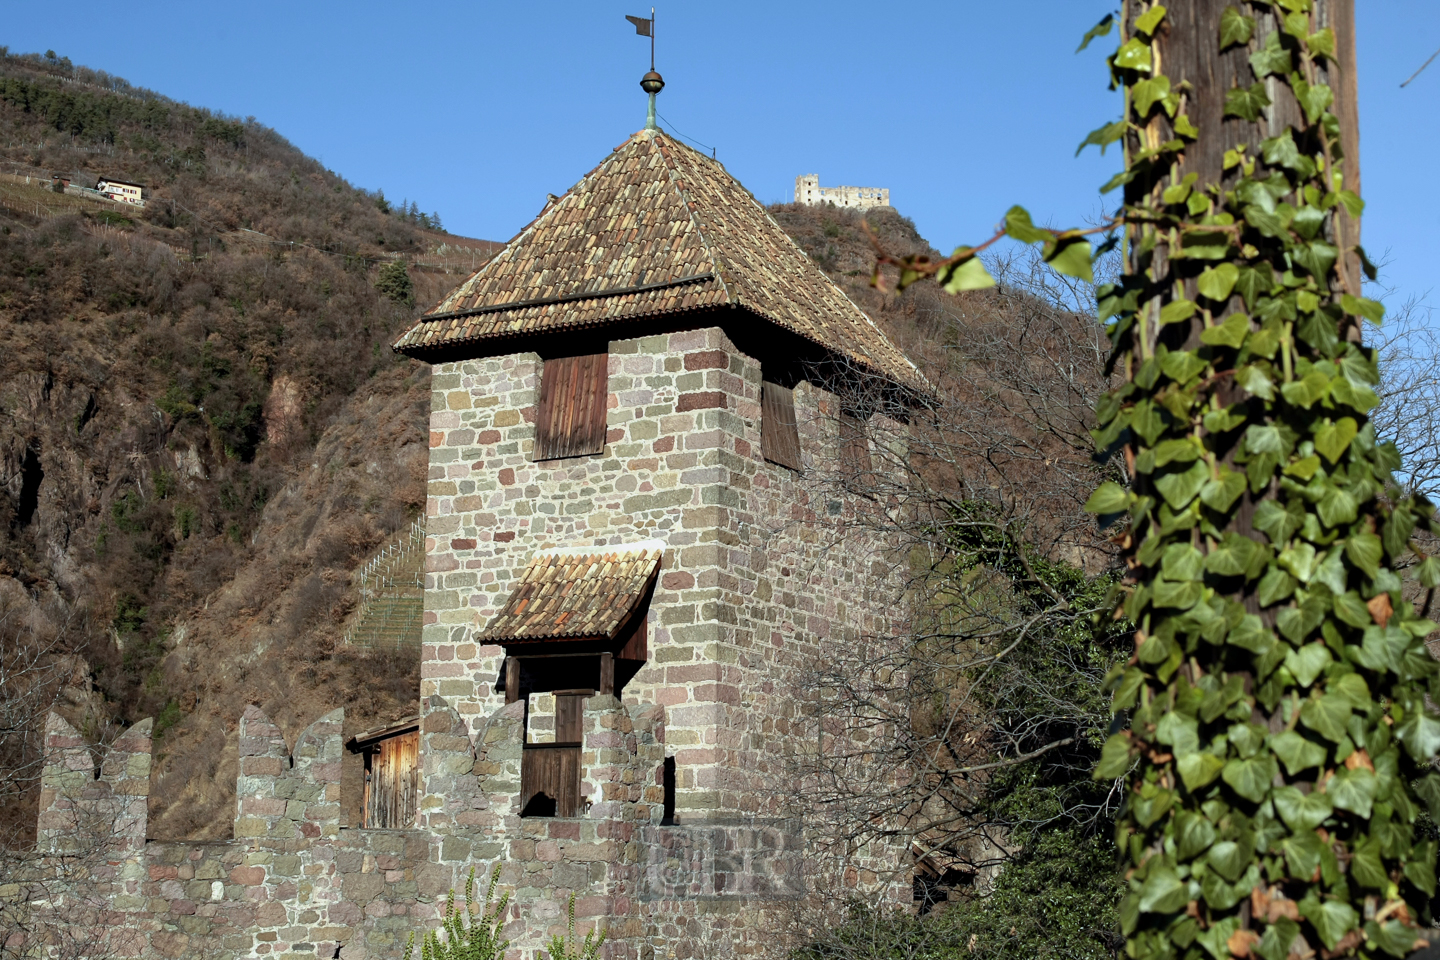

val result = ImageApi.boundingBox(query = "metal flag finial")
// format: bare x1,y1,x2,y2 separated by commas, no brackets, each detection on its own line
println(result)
628,8,662,131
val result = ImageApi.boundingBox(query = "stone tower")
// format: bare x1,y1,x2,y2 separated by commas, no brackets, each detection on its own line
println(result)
20,125,923,960
389,125,924,954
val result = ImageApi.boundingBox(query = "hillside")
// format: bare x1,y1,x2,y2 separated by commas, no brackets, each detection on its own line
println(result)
0,48,498,842
0,47,1036,843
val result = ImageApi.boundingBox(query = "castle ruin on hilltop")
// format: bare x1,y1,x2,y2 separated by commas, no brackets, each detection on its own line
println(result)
19,121,922,960
793,175,889,212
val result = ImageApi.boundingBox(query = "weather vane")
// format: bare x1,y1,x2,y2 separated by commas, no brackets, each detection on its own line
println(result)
626,8,664,131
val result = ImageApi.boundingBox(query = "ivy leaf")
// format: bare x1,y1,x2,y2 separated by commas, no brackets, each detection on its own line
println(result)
1293,240,1338,280
1313,417,1358,464
1076,119,1127,157
1316,485,1357,528
1219,6,1255,48
939,255,996,293
1076,12,1115,52
1344,531,1383,577
1159,299,1198,326
1326,766,1377,818
1132,76,1173,118
1195,263,1239,303
1339,294,1384,325
1261,130,1302,170
1004,206,1051,244
1175,809,1217,859
1284,642,1332,687
1177,752,1226,792
1134,4,1167,36
1044,237,1094,281
1162,543,1205,581
1225,82,1271,122
1113,38,1154,73
1234,264,1274,309
1414,773,1440,820
1236,363,1275,400
1270,730,1326,775
1156,711,1200,756
1254,498,1304,545
1300,694,1352,742
1159,350,1207,384
1173,113,1199,139
1332,673,1372,711
1307,27,1336,59
1200,312,1250,349
1208,840,1247,882
1292,77,1334,124
1250,30,1293,78
1085,481,1131,515
1155,460,1210,509
1396,707,1440,762
1222,754,1277,802
1094,732,1136,779
1370,920,1424,958
1200,471,1248,514
1303,898,1358,951
1404,848,1437,898
1348,841,1388,889
1334,591,1373,628
1137,864,1188,914
1279,829,1324,880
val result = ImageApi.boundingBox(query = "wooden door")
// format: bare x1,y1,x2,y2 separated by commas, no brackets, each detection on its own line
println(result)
363,731,418,828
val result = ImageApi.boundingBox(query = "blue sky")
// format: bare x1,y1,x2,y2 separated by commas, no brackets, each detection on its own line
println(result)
5,2,1438,310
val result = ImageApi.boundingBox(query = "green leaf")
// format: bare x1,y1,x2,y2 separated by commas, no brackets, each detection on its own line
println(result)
1177,752,1225,792
1313,417,1358,464
1204,532,1259,577
1134,4,1167,36
1222,754,1276,802
1349,841,1388,889
1159,299,1197,326
1292,77,1334,124
1415,773,1440,820
1044,237,1094,281
1159,350,1207,384
1219,6,1254,48
1316,485,1357,528
1334,591,1373,628
1326,766,1377,818
1161,543,1205,582
1396,707,1440,762
1196,263,1239,303
1236,363,1275,400
1154,460,1210,509
1173,113,1199,138
1307,27,1336,58
1094,732,1136,779
1249,30,1293,78
938,255,996,293
1293,240,1338,280
1340,293,1384,324
1284,642,1332,687
1004,206,1050,244
1257,567,1296,606
1174,809,1217,859
1137,864,1188,914
1405,847,1437,897
1113,38,1153,72
1153,578,1202,610
1199,471,1247,514
1208,840,1246,882
1075,119,1127,157
1200,312,1250,349
1254,498,1303,545
1270,730,1326,775
1332,673,1371,711
1279,828,1324,880
1085,481,1131,515
1303,898,1358,951
1156,711,1200,756
1344,531,1382,577
1132,76,1173,118
1300,694,1352,743
1225,82,1271,122
1076,12,1115,52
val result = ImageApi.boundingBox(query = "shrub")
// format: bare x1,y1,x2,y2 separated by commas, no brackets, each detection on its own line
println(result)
405,866,510,960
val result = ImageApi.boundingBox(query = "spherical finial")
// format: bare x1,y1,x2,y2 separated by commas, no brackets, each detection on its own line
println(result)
640,71,665,95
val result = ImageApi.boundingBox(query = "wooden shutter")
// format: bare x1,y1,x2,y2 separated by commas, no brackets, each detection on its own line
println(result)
761,381,802,471
363,731,418,829
534,352,608,460
840,411,870,476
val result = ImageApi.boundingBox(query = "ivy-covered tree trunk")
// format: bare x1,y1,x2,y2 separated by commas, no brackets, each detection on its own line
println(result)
1084,2,1440,959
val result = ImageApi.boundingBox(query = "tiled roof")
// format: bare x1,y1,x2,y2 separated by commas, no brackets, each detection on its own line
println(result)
393,129,924,391
477,540,664,643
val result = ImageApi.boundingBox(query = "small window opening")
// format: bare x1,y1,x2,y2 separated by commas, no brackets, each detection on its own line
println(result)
534,351,609,461
661,756,677,825
839,410,869,477
761,380,802,471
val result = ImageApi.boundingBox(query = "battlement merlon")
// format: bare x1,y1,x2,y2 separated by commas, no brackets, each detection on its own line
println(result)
794,174,890,211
